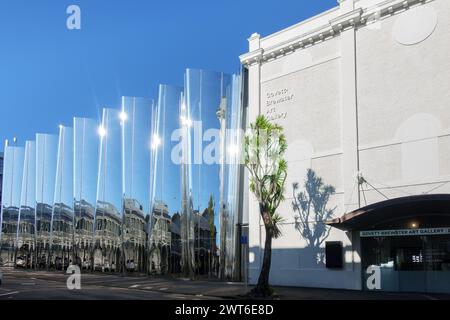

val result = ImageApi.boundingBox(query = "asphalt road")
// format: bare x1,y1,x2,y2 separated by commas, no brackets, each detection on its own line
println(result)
2,268,450,300
0,269,220,300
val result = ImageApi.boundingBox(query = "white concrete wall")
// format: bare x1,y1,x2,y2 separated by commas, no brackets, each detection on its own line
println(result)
243,0,450,290
356,0,450,205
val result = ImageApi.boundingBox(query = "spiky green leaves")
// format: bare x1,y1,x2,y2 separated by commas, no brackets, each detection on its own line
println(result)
244,115,288,239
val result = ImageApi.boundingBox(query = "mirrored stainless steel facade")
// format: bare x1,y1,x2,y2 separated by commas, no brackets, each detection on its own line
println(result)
94,108,123,272
0,68,244,280
35,133,58,269
74,117,99,271
0,143,25,267
17,141,36,268
222,74,244,280
183,69,233,278
50,126,74,270
121,97,153,273
153,85,183,275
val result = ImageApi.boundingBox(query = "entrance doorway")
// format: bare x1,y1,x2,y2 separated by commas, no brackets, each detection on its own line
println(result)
361,233,450,293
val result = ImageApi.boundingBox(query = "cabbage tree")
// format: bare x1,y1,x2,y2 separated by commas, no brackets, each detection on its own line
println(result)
244,115,287,296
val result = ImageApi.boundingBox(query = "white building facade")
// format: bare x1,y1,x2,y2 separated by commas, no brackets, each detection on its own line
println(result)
241,0,450,293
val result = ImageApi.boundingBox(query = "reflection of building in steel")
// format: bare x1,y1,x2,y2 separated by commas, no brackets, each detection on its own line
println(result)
123,198,146,272
16,140,36,269
50,202,74,270
35,202,52,268
149,201,171,274
194,209,218,276
93,201,121,272
17,206,35,248
16,205,36,268
1,69,244,279
0,206,19,266
169,212,181,273
0,152,3,207
74,199,94,269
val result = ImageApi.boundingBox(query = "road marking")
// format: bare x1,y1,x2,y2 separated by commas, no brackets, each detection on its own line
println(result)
0,291,19,297
129,284,140,288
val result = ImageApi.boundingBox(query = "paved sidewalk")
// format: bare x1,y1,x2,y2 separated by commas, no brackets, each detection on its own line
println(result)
2,268,450,300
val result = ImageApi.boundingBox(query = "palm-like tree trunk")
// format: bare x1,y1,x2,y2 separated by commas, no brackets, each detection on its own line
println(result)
253,205,273,296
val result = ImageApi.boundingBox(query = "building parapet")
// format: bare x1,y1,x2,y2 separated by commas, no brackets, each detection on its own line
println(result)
240,0,434,66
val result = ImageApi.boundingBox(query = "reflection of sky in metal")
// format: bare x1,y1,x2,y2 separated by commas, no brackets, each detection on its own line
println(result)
154,85,183,215
54,126,74,210
20,141,36,208
36,134,58,206
74,117,100,207
1,145,25,241
185,69,232,233
18,141,36,232
97,108,122,215
1,145,24,209
122,97,152,215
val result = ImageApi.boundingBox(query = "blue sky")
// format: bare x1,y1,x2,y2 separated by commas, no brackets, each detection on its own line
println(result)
0,0,337,146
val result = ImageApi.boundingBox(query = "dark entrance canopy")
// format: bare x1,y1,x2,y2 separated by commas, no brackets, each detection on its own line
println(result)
326,194,450,231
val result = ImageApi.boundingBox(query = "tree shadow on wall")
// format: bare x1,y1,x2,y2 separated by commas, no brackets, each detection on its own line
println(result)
292,169,337,266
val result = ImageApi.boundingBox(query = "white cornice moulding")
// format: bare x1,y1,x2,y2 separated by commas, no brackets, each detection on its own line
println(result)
240,0,434,66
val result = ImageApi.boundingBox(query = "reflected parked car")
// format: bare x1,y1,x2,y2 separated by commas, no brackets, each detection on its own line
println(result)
15,256,26,268
82,259,90,270
127,260,135,272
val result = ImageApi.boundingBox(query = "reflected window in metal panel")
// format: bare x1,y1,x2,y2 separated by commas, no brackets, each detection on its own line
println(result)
121,97,152,274
17,141,36,269
50,126,74,271
94,108,122,273
74,117,99,271
0,143,25,267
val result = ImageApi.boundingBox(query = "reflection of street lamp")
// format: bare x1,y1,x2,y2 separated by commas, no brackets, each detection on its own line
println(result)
180,116,193,128
119,111,128,122
151,134,161,150
98,126,107,138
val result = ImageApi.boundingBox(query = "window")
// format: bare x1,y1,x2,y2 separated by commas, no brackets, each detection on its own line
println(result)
326,241,343,269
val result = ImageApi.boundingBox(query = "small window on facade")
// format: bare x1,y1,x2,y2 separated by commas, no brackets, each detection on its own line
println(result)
326,241,343,269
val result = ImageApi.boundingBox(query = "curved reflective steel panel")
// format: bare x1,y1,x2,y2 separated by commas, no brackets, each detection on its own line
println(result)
35,133,58,269
121,97,152,273
222,74,244,280
154,85,183,274
73,117,99,270
50,126,74,270
0,69,245,280
0,144,25,267
183,69,232,278
95,108,122,272
17,141,36,268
